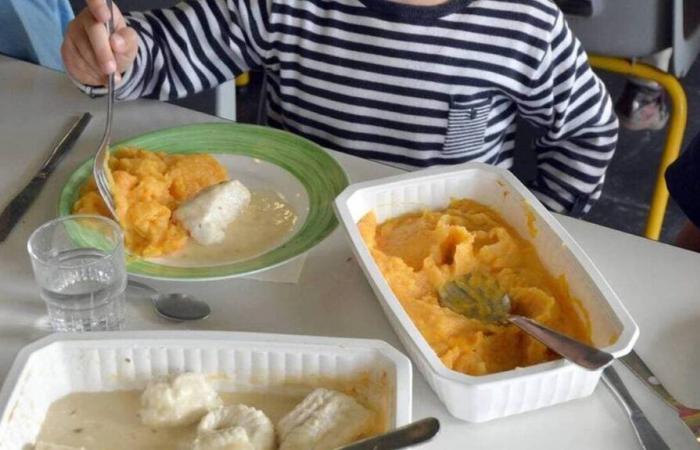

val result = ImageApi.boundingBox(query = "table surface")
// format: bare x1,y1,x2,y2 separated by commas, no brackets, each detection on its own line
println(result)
1,55,699,449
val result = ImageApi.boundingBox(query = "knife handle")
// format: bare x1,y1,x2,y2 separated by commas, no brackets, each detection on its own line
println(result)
0,175,48,242
621,350,679,409
602,366,670,450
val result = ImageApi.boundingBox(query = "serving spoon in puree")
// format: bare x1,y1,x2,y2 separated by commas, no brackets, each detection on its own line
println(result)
439,271,613,370
128,280,211,321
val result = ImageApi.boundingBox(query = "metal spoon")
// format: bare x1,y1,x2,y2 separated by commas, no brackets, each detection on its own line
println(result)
337,417,440,450
128,280,211,321
439,271,614,370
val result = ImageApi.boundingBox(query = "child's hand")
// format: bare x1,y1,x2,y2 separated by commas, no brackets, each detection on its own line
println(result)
61,0,138,86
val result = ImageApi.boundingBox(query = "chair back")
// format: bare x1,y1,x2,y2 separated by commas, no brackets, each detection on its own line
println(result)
671,0,700,77
560,0,700,77
561,0,672,59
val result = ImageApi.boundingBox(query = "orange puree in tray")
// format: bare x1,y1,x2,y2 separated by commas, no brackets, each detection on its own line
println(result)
73,148,228,257
359,199,591,376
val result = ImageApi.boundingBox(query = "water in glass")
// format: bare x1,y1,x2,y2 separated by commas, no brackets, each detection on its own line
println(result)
40,248,125,331
28,215,126,332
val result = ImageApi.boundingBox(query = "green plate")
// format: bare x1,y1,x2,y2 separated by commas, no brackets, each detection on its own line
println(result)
59,123,349,280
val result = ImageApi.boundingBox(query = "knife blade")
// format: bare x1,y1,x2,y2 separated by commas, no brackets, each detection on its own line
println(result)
0,113,92,242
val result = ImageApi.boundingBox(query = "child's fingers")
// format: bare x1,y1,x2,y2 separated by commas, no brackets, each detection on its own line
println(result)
61,36,104,86
86,0,110,23
110,32,126,53
86,0,127,29
109,27,136,54
64,21,103,79
82,13,116,74
69,22,103,76
111,27,139,72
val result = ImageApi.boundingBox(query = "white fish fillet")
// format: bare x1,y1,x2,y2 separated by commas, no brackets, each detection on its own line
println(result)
175,180,252,245
277,388,374,450
140,373,222,428
191,426,255,450
194,404,275,450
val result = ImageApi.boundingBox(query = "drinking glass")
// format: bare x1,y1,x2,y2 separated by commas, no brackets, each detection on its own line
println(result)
27,215,126,331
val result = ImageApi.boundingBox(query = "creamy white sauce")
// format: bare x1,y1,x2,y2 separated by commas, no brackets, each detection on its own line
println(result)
36,391,304,450
151,190,297,267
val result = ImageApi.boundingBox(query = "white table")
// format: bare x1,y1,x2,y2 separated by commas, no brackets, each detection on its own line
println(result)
1,55,699,449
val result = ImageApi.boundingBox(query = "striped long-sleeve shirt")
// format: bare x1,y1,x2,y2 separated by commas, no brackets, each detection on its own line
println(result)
83,0,618,215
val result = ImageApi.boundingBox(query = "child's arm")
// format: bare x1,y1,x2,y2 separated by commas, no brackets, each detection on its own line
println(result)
66,0,267,101
517,9,618,217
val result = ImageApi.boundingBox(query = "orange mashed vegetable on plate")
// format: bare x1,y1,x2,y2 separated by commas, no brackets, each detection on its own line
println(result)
73,148,228,256
359,199,591,376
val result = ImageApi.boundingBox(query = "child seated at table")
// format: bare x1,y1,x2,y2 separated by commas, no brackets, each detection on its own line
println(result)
62,0,618,217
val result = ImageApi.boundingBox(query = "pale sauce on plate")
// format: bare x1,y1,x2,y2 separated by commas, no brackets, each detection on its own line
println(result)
36,391,304,450
150,190,298,267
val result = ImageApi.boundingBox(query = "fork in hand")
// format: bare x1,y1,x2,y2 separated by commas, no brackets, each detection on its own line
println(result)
92,0,118,219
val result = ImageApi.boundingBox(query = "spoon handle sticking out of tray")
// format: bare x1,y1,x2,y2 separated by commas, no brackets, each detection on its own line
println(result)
337,417,440,450
509,315,614,370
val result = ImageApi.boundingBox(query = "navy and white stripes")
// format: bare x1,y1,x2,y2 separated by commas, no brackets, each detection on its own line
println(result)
443,96,492,155
85,0,618,215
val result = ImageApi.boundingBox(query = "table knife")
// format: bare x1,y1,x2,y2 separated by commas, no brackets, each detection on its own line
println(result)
0,113,92,242
621,350,700,441
603,366,670,449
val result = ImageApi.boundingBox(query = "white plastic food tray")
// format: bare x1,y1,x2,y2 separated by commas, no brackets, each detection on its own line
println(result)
0,331,412,449
334,162,639,423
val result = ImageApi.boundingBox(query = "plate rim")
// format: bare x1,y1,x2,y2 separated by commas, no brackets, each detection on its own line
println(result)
58,122,349,281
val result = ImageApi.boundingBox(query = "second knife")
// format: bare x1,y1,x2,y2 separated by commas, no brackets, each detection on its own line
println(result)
0,113,92,242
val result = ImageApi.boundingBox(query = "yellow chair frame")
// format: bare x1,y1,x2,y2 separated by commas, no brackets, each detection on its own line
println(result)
589,55,688,241
235,72,250,87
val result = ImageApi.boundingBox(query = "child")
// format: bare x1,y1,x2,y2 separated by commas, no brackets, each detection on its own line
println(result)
62,0,618,217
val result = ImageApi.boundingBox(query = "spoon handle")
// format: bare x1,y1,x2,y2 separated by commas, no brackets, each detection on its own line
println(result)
127,280,158,297
509,315,614,370
337,418,440,450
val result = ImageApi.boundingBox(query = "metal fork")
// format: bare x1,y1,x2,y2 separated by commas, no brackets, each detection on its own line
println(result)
93,0,118,219
621,350,700,442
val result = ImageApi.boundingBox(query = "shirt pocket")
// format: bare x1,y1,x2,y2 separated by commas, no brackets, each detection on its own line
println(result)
442,96,491,156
